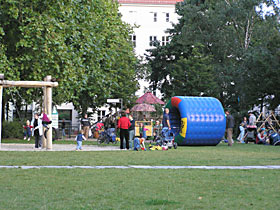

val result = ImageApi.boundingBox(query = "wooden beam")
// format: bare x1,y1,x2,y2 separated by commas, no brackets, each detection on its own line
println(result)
0,80,58,88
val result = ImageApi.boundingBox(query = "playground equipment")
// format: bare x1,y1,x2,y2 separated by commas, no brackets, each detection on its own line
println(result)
0,74,58,149
166,96,226,146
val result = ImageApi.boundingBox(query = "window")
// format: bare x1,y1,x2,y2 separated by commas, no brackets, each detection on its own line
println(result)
161,36,170,46
149,36,157,47
154,12,157,22
58,109,72,121
166,13,169,22
129,35,136,47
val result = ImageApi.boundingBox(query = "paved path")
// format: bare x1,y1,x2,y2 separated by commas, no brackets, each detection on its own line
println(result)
0,165,280,170
0,143,119,151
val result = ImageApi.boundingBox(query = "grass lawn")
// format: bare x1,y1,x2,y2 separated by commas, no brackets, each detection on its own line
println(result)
0,142,279,166
1,141,279,209
0,168,279,209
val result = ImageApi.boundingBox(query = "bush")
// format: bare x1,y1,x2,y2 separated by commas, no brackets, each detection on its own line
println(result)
2,121,24,139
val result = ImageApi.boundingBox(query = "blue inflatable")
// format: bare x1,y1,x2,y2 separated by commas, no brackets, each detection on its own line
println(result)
166,96,226,146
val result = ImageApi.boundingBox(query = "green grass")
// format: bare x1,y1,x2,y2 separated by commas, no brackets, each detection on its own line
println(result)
1,142,279,209
0,168,279,209
0,143,279,166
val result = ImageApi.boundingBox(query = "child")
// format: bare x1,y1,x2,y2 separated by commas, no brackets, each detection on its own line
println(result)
139,123,148,139
237,123,245,143
75,130,86,150
23,120,33,141
153,120,160,141
40,112,52,128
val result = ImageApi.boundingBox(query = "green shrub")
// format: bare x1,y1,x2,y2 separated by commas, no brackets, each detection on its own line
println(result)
2,121,24,139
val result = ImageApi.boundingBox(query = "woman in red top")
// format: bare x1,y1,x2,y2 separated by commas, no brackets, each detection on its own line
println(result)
118,112,131,150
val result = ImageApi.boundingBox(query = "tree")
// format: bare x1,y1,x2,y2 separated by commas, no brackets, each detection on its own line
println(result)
147,0,280,114
0,0,138,115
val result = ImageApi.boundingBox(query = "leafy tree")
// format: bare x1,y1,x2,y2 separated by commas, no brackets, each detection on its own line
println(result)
0,0,138,115
147,0,280,114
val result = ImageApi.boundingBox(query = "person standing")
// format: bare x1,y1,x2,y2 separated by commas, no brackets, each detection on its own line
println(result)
31,113,43,149
81,114,90,139
249,112,256,126
118,112,131,150
128,115,135,149
61,119,66,139
162,108,171,130
225,110,235,146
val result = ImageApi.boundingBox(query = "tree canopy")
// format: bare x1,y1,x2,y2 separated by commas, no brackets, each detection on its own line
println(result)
146,0,280,113
0,0,138,114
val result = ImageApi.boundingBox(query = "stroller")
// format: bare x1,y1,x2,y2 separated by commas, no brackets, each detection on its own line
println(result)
156,128,178,149
269,131,280,146
97,128,116,144
245,125,257,144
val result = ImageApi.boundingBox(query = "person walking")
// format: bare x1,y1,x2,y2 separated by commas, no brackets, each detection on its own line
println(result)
225,110,235,146
81,114,90,139
31,113,43,149
128,115,135,149
118,111,131,150
75,130,86,150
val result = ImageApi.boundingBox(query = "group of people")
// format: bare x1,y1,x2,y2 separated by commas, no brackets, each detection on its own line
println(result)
22,112,52,149
226,110,277,146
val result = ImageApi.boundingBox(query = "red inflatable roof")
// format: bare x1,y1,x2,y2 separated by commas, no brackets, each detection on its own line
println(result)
118,0,183,5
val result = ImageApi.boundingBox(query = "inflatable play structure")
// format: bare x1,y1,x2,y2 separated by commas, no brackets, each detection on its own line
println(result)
166,96,226,146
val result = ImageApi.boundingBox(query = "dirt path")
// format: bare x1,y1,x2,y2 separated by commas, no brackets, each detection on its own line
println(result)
0,143,120,151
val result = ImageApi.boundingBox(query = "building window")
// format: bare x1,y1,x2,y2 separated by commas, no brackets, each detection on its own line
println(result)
154,12,157,22
161,36,170,46
149,36,157,47
129,35,136,47
58,109,72,121
166,13,169,22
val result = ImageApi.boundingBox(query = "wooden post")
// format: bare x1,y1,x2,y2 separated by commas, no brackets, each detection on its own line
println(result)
42,78,47,149
46,76,52,150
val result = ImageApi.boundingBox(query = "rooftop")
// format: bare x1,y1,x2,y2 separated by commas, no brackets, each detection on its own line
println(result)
118,0,183,5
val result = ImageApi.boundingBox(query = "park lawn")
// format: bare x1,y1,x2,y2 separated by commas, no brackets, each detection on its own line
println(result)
0,168,279,210
0,143,280,166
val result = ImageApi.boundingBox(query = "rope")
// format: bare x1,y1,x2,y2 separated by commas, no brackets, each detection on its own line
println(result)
8,87,24,122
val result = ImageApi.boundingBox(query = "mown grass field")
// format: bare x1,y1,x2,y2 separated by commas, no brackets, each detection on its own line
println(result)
0,142,279,209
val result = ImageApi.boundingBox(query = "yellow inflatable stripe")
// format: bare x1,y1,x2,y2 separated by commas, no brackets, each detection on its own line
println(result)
180,117,187,138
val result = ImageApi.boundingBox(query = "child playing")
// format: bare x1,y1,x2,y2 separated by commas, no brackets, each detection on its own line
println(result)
23,120,33,141
40,112,52,128
75,130,86,150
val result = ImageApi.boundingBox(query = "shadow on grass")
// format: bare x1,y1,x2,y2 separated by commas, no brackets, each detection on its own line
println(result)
145,199,180,206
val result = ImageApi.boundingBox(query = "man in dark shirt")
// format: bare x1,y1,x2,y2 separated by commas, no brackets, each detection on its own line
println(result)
31,113,43,149
225,110,235,146
81,114,90,139
162,108,171,130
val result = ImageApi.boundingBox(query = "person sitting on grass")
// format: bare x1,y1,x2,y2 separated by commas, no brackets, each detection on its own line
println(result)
76,130,86,151
256,128,268,145
23,120,33,141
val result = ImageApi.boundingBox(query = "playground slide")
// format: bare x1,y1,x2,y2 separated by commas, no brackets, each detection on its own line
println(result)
166,96,226,146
